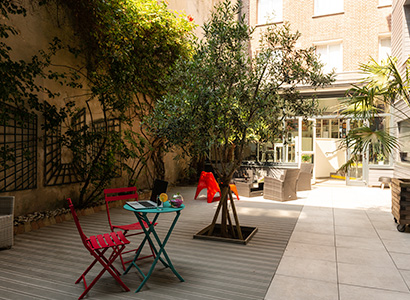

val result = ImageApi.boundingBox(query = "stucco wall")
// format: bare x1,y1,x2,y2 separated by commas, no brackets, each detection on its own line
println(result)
315,139,346,178
2,0,215,215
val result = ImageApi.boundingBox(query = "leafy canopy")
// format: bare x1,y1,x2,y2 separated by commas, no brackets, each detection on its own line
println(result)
152,0,333,181
338,57,404,172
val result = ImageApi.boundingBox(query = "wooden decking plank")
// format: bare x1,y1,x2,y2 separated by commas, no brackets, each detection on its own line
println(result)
0,187,302,300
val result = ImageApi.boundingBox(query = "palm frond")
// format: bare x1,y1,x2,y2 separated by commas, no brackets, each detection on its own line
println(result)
338,126,399,157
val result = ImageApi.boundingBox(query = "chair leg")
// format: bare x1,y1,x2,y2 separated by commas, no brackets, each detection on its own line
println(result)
75,248,109,284
76,246,129,299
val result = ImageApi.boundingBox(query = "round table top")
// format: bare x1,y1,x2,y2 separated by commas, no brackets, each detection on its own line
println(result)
123,202,185,213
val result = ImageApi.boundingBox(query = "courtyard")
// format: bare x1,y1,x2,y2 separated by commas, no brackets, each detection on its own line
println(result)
1,180,408,300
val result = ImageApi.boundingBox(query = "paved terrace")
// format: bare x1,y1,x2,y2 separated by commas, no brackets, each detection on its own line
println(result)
0,179,408,300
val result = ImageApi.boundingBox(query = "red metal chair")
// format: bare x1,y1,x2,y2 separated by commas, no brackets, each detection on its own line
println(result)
104,186,156,270
194,171,240,203
67,198,130,300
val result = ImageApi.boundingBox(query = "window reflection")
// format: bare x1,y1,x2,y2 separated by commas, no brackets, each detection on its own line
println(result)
399,119,410,163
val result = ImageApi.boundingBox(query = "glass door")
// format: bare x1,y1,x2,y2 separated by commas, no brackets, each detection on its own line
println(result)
346,119,368,186
298,118,315,180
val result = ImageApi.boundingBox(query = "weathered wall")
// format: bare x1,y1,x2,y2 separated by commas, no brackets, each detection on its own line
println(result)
167,0,222,37
1,0,217,216
1,1,98,215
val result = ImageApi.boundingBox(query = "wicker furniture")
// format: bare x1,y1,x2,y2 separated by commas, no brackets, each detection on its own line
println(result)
234,169,264,197
0,196,14,249
234,180,264,197
263,169,300,201
297,163,313,191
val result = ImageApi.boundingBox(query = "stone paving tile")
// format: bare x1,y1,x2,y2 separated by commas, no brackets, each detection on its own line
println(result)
276,256,337,283
339,284,410,300
338,262,409,292
265,275,338,300
265,180,410,299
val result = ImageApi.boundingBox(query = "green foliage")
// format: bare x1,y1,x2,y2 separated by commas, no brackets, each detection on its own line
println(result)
55,0,196,195
153,0,333,183
59,0,195,104
152,0,332,238
0,1,65,173
1,0,195,207
338,57,406,172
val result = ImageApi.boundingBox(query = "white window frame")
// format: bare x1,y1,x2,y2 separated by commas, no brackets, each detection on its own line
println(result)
315,41,343,73
314,0,344,16
379,36,391,63
378,0,392,7
257,0,283,24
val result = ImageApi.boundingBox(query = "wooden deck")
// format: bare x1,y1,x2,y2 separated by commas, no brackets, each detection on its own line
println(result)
0,186,302,300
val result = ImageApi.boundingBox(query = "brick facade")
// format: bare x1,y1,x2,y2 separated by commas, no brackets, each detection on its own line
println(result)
247,0,391,83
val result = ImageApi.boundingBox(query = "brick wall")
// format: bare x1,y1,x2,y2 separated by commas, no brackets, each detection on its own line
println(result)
248,0,391,74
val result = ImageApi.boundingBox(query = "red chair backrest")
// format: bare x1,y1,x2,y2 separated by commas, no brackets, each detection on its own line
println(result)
104,187,138,231
67,198,88,247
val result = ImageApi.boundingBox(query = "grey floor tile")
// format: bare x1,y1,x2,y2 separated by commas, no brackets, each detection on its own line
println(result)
284,241,336,262
338,262,409,292
335,224,379,238
289,231,335,246
383,238,410,254
400,269,410,288
336,235,385,251
265,275,338,300
391,252,410,270
293,221,334,235
337,247,395,267
276,256,337,283
339,284,410,300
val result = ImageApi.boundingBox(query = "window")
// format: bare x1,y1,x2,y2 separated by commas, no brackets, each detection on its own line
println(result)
316,118,346,139
369,116,391,165
315,0,343,16
399,119,410,163
379,0,392,6
258,0,283,24
316,43,343,73
379,37,391,63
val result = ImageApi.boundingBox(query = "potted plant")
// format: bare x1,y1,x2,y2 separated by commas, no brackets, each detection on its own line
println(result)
302,154,312,163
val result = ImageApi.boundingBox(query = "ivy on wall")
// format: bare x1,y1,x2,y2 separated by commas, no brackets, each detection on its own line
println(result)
1,0,196,207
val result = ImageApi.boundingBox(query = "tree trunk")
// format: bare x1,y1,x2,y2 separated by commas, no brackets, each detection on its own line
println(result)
208,179,243,239
151,139,165,180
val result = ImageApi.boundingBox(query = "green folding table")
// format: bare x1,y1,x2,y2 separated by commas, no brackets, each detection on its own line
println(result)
123,202,185,292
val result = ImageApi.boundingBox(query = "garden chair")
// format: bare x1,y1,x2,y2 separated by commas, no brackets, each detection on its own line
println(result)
104,186,157,270
233,169,264,197
263,168,300,201
67,198,130,300
194,171,239,203
0,196,14,249
297,163,313,191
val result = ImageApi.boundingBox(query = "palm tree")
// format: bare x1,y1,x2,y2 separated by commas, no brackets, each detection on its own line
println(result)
338,57,410,173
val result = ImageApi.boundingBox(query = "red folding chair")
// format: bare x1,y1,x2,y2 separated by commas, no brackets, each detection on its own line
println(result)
104,186,157,270
67,198,130,300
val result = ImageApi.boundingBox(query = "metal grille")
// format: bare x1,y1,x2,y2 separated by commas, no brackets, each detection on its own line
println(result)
44,109,86,186
0,103,37,192
92,118,121,177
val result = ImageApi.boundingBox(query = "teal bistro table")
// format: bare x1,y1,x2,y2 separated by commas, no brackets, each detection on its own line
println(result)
123,202,185,292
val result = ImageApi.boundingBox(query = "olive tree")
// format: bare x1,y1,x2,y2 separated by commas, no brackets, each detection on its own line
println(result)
152,0,333,240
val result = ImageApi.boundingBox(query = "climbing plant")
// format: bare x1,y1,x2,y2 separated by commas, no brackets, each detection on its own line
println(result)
1,0,195,207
